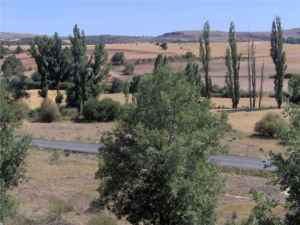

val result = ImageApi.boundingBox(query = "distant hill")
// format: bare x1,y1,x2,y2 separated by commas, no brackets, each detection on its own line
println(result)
3,28,300,44
0,32,35,41
156,28,300,42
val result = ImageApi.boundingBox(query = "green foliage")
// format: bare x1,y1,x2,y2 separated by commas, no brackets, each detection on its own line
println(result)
0,82,30,222
184,51,195,60
248,41,257,109
254,112,288,138
225,22,241,109
271,17,287,109
68,25,109,114
1,55,25,78
14,45,24,54
184,62,203,94
88,214,117,225
96,70,226,225
111,52,125,65
153,54,168,73
83,98,121,122
129,76,141,94
1,56,28,100
37,98,61,123
110,79,124,93
123,63,135,75
0,42,10,59
288,75,300,104
200,21,212,98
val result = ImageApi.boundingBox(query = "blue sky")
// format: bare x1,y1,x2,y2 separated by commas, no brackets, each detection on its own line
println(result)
1,0,300,36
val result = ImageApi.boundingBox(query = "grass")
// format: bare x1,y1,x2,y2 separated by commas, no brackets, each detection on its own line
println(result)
9,149,283,225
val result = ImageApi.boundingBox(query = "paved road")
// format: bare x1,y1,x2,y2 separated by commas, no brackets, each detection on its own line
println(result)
31,139,275,172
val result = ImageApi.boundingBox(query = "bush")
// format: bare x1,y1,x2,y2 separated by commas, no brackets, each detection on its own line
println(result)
254,112,288,138
55,91,64,105
14,101,30,120
60,107,78,120
83,98,121,122
111,52,125,65
110,79,124,93
123,63,135,75
37,98,61,123
88,214,117,225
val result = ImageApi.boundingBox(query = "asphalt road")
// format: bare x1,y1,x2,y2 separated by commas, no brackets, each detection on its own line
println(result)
31,139,275,172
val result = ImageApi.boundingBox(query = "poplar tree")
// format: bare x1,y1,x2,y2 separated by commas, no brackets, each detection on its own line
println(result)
200,21,212,98
153,54,168,73
270,17,287,109
68,25,109,114
247,40,257,110
225,22,241,109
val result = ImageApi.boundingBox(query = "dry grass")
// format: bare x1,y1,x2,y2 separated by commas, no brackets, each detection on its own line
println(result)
11,149,283,225
228,109,283,134
18,121,114,143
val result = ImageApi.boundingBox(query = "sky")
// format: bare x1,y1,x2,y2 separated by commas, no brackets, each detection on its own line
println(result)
1,0,300,36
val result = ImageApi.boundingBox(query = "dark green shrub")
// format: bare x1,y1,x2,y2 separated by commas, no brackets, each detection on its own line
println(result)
110,79,124,93
83,98,121,122
37,98,61,123
129,76,141,93
254,112,288,138
123,63,135,75
111,52,125,65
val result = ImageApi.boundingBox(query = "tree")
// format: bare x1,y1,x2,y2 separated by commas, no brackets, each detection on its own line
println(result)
288,75,300,104
153,54,168,73
271,17,287,109
200,21,212,98
96,69,227,225
184,61,202,94
160,42,168,50
14,45,24,54
247,40,257,110
0,82,30,222
0,42,9,59
225,22,241,109
111,52,125,65
258,63,265,110
1,55,25,78
272,105,300,225
123,63,135,75
1,55,28,100
30,33,71,99
68,25,109,114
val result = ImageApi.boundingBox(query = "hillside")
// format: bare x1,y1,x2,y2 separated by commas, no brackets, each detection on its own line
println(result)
2,28,300,44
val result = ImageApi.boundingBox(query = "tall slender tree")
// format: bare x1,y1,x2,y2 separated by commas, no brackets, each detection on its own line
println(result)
153,54,168,73
247,40,257,110
68,25,109,114
259,61,265,109
200,21,212,98
225,22,241,109
270,17,287,109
